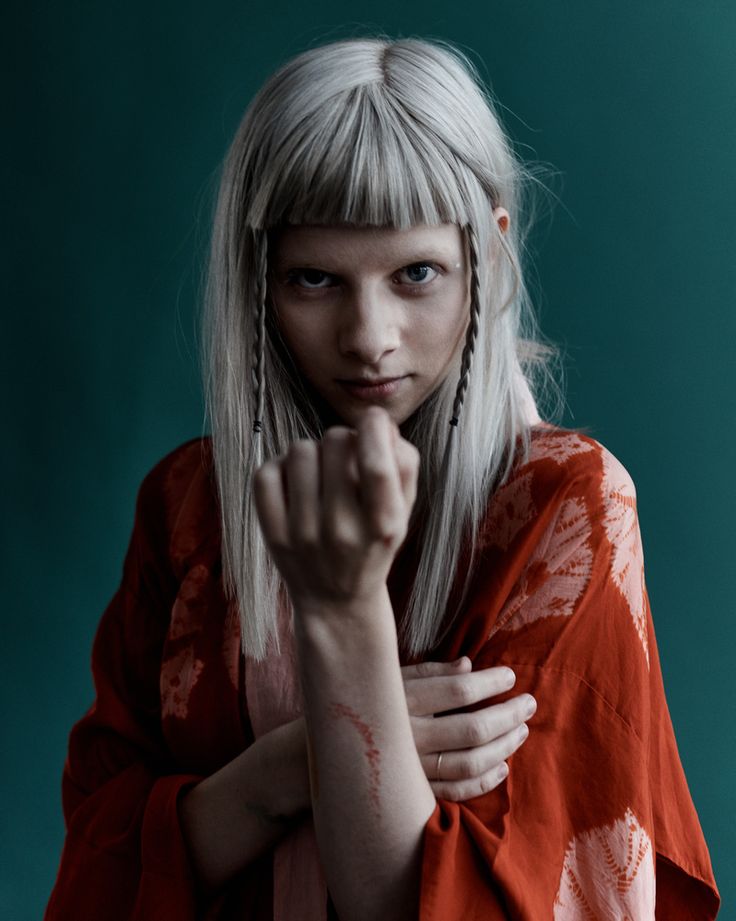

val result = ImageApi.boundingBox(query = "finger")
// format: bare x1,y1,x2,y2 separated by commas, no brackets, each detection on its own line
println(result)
252,459,290,548
421,722,528,786
401,658,472,681
355,408,404,540
321,427,362,542
417,693,535,753
429,758,512,802
404,667,517,718
284,440,321,545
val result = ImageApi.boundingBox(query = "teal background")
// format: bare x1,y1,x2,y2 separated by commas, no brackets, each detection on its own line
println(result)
6,1,734,917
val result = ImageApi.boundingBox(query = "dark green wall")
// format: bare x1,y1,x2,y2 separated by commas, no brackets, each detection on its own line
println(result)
7,1,733,916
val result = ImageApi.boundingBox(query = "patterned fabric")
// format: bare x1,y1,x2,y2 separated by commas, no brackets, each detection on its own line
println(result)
44,426,720,920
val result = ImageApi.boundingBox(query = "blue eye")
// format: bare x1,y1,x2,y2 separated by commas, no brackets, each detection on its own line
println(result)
283,262,440,291
399,263,438,285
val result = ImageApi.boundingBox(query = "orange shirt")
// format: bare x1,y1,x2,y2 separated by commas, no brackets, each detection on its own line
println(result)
45,426,720,919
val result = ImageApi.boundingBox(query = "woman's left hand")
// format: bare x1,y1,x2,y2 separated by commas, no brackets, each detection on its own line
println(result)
252,406,420,611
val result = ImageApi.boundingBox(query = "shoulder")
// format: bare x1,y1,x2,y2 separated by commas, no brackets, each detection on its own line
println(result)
135,435,214,522
480,425,638,553
473,426,648,658
524,423,637,513
132,435,218,577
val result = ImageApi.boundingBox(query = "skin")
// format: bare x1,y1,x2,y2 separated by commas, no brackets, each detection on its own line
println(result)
268,214,509,431
247,214,537,920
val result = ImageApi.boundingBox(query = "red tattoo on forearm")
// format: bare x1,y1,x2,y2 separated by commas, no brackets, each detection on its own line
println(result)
330,702,382,815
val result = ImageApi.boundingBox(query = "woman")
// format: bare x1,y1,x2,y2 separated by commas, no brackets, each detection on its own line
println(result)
45,36,720,920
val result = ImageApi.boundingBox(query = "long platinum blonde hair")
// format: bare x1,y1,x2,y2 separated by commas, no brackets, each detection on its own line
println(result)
200,36,562,662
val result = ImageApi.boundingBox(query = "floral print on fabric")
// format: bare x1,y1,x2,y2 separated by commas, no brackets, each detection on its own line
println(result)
600,450,650,668
530,430,596,466
493,495,594,635
553,807,655,920
161,647,205,720
160,563,210,719
480,471,537,551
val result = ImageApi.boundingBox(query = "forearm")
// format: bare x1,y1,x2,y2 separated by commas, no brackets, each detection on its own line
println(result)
178,718,311,893
294,586,437,921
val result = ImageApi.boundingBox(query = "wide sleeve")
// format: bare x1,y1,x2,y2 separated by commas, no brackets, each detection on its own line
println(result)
418,441,721,919
45,449,209,920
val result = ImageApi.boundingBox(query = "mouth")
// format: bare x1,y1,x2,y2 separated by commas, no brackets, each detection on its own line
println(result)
337,375,408,401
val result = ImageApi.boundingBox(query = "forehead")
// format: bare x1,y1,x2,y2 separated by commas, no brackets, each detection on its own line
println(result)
270,222,464,264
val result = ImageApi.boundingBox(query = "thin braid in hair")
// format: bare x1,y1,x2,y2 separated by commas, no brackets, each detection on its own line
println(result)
449,222,481,428
252,229,267,435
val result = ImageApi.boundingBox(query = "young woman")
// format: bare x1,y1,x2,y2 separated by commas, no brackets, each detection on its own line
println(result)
45,36,720,920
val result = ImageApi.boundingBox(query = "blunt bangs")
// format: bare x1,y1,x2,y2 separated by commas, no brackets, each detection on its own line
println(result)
251,82,477,231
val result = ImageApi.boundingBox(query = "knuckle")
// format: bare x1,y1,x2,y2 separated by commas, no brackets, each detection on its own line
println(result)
321,517,360,550
465,716,489,747
254,459,278,481
450,679,475,708
404,688,419,714
367,515,401,543
324,426,352,444
288,439,316,462
409,661,436,681
364,462,390,482
466,752,486,778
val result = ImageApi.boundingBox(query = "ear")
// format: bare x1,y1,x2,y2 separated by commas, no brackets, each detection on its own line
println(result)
493,206,510,234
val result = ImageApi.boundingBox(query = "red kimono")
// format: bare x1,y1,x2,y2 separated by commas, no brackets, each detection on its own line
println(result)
45,426,721,919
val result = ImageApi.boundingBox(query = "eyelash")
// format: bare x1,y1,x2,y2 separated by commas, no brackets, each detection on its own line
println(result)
283,262,441,293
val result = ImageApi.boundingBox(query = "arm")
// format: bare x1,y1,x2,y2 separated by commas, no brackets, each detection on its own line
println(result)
178,715,312,893
46,445,310,918
252,420,721,920
252,409,438,921
417,435,721,919
294,587,436,921
45,577,209,920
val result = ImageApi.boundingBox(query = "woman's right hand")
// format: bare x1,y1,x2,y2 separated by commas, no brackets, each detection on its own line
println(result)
401,657,535,801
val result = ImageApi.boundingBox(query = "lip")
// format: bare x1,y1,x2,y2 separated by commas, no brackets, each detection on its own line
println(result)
338,375,407,401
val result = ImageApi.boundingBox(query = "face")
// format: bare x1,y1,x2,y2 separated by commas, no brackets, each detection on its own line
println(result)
267,222,471,429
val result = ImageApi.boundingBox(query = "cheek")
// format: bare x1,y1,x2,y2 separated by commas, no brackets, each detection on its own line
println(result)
273,305,320,351
272,308,333,383
419,293,469,357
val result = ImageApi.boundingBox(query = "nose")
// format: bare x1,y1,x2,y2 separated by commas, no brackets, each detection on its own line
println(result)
337,283,400,364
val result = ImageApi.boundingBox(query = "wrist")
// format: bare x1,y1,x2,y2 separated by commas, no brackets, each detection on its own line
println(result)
292,583,393,636
255,717,312,821
292,588,400,698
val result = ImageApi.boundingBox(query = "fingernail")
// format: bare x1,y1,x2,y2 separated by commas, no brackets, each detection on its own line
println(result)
502,669,516,688
452,656,467,668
